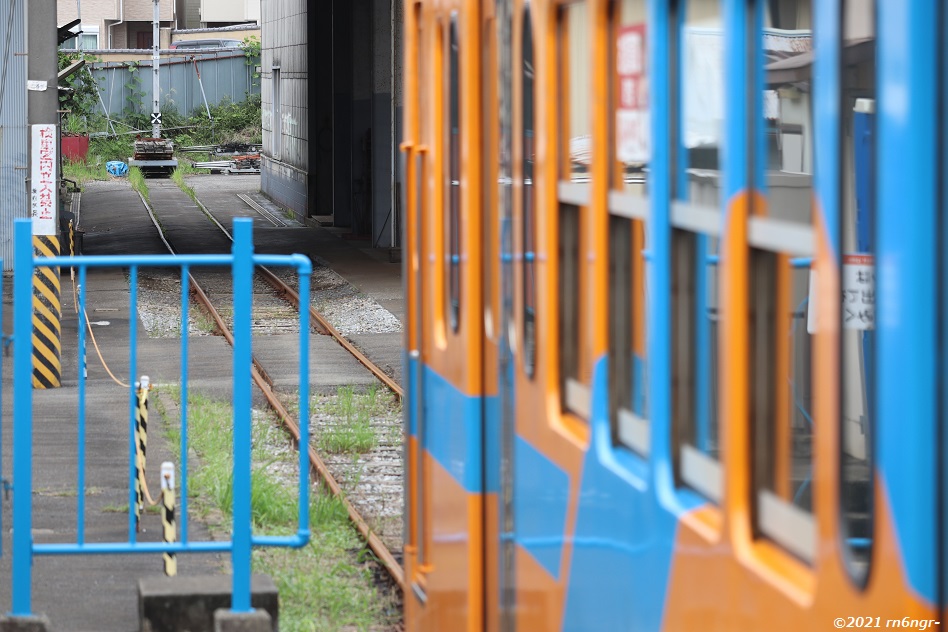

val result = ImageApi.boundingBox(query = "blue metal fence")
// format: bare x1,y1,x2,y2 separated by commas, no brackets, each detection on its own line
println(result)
10,217,311,615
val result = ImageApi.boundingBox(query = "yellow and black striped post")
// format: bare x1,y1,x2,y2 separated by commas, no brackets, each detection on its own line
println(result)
68,219,75,282
134,376,151,532
134,382,143,531
160,462,177,576
32,235,61,388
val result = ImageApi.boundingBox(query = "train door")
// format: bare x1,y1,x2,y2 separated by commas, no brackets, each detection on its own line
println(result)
483,0,519,630
403,0,430,615
405,1,487,629
480,0,505,630
479,3,533,631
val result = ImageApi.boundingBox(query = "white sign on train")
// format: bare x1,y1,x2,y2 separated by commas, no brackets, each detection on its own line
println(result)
806,254,875,334
616,23,649,164
842,254,874,330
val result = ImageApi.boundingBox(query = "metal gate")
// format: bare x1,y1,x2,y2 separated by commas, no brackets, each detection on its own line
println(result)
4,217,313,617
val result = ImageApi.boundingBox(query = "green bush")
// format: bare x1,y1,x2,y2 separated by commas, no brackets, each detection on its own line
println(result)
58,51,103,133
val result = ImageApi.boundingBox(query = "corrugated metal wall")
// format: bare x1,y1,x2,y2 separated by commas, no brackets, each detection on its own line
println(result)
90,54,260,119
0,0,28,271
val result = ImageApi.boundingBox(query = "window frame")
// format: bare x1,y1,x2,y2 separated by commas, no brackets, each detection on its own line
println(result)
608,0,652,456
556,0,592,420
445,13,462,333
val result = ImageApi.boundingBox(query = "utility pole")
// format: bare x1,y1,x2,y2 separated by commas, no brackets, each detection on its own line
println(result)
25,0,63,391
27,0,58,127
15,0,61,619
151,0,161,137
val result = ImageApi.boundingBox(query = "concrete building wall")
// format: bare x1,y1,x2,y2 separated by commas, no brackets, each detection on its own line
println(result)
58,0,174,48
201,0,260,25
123,0,173,22
176,0,202,29
371,0,400,247
260,0,402,246
260,0,309,219
58,0,115,50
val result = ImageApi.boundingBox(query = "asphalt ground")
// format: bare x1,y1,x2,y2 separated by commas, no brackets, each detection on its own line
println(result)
0,174,403,631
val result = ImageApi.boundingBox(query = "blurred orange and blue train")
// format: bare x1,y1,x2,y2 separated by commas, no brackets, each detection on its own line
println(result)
400,0,945,629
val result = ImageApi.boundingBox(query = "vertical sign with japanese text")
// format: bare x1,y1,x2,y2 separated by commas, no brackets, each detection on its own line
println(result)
616,23,649,164
841,254,874,330
806,254,875,334
31,124,57,236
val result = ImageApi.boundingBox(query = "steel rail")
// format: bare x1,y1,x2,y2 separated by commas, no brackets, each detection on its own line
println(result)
255,266,404,399
138,192,406,591
196,196,404,400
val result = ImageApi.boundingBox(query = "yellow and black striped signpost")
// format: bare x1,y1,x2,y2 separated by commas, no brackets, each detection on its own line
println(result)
160,462,177,576
31,235,61,388
30,123,61,389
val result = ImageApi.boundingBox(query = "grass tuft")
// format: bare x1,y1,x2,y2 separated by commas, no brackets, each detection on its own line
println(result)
129,166,149,201
63,159,109,187
171,168,199,204
319,386,378,454
153,386,398,631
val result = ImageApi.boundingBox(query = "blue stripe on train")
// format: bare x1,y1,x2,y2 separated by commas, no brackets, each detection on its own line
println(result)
485,394,500,494
563,359,702,631
514,437,571,579
418,364,483,493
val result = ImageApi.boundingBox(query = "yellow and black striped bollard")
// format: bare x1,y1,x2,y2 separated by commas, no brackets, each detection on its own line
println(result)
69,219,75,281
134,377,151,531
32,235,61,388
161,462,176,576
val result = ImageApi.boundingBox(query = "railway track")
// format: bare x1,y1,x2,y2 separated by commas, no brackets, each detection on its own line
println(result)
134,187,406,590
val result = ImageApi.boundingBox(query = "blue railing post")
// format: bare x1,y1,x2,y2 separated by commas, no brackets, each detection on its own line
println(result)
231,218,253,612
12,218,34,615
128,266,139,543
297,263,311,537
180,265,190,544
77,267,87,545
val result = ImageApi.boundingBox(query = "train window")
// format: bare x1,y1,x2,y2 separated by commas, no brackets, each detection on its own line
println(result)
752,0,817,565
609,0,649,454
560,2,592,183
522,6,536,378
751,248,815,563
672,0,723,502
840,0,875,585
760,0,814,225
558,1,590,418
612,0,649,194
446,16,461,332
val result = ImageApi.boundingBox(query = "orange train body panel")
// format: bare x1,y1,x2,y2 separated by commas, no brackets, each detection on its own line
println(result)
402,0,940,630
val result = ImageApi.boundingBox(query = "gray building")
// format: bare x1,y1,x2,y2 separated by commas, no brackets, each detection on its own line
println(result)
260,0,402,248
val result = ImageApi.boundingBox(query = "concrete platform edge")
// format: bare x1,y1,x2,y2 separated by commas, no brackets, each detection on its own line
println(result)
0,615,50,632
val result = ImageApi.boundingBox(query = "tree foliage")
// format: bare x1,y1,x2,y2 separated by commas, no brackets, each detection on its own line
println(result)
58,51,102,133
